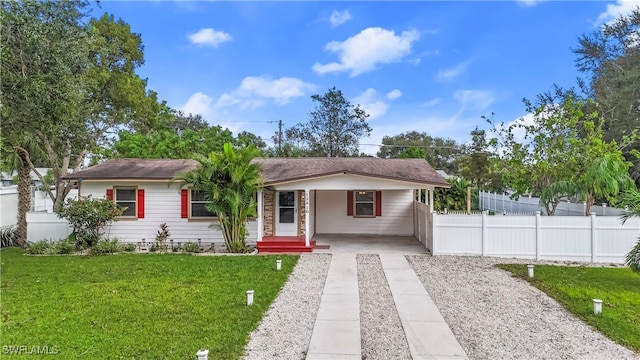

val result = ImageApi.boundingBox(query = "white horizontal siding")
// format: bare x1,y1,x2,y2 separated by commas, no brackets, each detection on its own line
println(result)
274,173,437,190
315,190,413,235
81,182,257,244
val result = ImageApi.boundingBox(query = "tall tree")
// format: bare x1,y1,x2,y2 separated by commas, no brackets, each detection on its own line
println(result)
458,127,503,191
173,143,262,253
490,92,634,215
377,131,463,174
285,87,371,157
574,7,640,181
1,1,159,213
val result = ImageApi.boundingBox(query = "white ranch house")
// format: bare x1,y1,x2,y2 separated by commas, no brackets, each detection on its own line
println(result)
61,157,449,252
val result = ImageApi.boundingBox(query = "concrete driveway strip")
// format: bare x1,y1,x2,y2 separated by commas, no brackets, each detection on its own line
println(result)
306,253,361,360
379,253,469,360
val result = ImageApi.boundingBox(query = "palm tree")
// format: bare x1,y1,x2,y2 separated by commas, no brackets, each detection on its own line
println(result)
1,137,44,248
621,190,640,272
173,143,262,253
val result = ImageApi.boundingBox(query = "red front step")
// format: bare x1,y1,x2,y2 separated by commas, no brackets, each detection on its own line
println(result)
257,240,316,253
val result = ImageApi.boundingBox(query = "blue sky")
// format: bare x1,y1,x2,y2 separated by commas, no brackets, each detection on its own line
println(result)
95,0,639,154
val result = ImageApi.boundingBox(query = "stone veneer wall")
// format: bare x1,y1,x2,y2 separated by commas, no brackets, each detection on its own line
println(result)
298,190,306,236
263,190,274,237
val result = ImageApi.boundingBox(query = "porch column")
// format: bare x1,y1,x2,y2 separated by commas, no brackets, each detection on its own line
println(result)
304,189,310,247
429,188,434,213
257,189,263,242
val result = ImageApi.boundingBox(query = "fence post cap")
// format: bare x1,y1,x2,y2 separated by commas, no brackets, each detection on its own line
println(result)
482,210,488,215
535,211,541,215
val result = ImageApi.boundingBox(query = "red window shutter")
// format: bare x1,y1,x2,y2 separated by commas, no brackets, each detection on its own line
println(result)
181,189,189,218
106,189,114,201
347,191,353,216
137,189,145,218
375,191,382,217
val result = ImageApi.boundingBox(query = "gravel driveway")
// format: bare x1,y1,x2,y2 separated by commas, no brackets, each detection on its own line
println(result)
407,255,639,360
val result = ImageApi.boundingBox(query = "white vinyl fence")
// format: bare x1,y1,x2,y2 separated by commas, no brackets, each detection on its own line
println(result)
0,186,78,229
26,212,72,242
430,211,639,263
479,190,623,216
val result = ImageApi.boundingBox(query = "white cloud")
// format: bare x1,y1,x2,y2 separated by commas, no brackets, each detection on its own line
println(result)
421,98,442,107
595,0,640,25
352,88,389,120
329,10,352,27
454,90,496,111
187,28,233,48
516,0,547,6
436,61,469,81
313,27,420,77
180,92,214,119
216,75,316,109
386,89,402,100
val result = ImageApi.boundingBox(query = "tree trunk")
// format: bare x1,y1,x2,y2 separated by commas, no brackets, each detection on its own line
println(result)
585,195,595,216
16,155,31,248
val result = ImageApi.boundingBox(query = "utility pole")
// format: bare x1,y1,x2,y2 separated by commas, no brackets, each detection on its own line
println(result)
269,119,283,156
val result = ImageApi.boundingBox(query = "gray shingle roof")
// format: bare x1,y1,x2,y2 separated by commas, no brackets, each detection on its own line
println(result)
64,157,449,187
252,157,449,187
62,159,199,180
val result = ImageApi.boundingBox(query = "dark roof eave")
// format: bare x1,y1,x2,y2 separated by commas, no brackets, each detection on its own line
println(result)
264,171,450,187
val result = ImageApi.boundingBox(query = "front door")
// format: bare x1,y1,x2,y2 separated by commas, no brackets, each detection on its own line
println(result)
276,191,297,236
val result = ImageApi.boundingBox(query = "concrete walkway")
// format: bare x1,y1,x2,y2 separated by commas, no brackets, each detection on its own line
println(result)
306,253,361,359
380,253,468,359
307,247,468,359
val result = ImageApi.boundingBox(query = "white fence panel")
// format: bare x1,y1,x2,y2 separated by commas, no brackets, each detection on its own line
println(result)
433,214,482,255
1,187,18,228
431,212,640,264
596,216,640,263
487,216,536,258
479,191,624,216
540,216,592,262
26,212,72,242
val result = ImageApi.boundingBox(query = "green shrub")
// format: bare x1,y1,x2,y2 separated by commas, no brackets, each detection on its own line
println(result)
26,240,54,255
154,223,170,253
90,239,121,255
171,244,182,252
53,239,76,254
0,227,18,248
121,243,136,253
58,196,124,249
183,241,201,253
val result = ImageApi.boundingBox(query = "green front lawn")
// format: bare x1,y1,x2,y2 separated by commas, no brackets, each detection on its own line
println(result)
498,264,640,352
0,248,298,359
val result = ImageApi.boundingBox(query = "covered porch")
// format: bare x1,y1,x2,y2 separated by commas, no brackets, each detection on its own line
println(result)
256,185,437,253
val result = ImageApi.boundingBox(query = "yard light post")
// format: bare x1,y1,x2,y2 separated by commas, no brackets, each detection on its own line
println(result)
247,290,255,306
593,299,603,314
196,349,209,360
527,264,534,278
276,259,282,271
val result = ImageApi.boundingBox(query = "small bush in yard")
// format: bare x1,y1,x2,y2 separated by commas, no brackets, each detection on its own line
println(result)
154,223,170,253
121,243,136,252
53,239,76,254
183,241,201,253
58,196,123,249
0,227,18,248
26,240,54,254
90,239,121,255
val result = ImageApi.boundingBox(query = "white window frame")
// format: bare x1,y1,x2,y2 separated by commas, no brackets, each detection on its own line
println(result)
354,190,376,218
114,187,137,218
190,189,217,219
